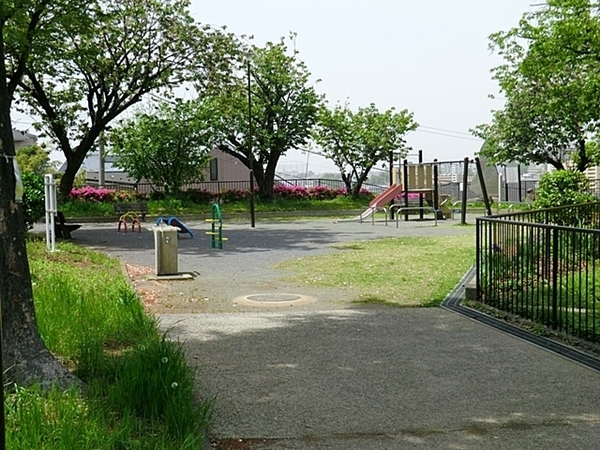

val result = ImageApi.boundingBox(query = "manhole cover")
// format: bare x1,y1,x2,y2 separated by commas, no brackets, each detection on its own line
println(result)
247,294,302,302
233,293,317,307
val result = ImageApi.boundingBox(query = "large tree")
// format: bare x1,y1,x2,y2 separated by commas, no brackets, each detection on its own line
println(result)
313,103,417,197
213,36,323,199
473,0,600,170
13,0,234,198
110,99,217,194
0,0,84,388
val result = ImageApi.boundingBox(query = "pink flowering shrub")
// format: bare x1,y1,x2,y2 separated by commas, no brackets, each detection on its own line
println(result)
70,187,146,202
220,188,251,203
70,186,117,202
69,183,375,205
395,192,422,201
273,184,352,200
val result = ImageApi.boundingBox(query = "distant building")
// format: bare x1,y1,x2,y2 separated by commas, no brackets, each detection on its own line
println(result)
82,148,251,186
12,129,37,150
585,166,600,192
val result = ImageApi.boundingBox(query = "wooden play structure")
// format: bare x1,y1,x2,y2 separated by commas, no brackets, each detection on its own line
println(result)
358,154,487,225
396,160,451,221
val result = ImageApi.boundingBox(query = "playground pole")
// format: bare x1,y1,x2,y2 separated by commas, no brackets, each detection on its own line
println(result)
418,150,424,220
517,164,523,203
433,159,439,215
504,165,509,204
246,54,256,228
461,157,469,225
475,157,493,216
403,159,409,222
389,150,395,220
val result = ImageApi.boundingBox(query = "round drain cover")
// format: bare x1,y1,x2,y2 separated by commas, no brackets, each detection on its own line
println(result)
247,294,302,302
233,293,317,307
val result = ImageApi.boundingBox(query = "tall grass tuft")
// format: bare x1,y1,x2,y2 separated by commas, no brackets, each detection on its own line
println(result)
108,334,214,439
7,239,213,449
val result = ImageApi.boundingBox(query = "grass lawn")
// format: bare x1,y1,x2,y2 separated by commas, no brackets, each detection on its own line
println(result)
8,239,212,449
278,233,475,307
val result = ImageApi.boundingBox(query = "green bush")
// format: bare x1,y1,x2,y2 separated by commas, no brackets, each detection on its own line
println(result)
533,170,596,226
22,172,46,229
533,170,595,209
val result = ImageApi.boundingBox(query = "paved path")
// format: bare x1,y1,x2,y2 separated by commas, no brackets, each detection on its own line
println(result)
62,218,600,449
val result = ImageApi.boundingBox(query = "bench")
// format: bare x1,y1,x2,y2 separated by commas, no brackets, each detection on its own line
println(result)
54,211,81,239
114,202,148,221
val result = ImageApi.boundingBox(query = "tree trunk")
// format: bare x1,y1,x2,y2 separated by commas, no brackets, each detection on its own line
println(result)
0,28,81,390
576,138,589,172
0,200,81,389
341,172,352,195
259,157,279,200
58,147,89,199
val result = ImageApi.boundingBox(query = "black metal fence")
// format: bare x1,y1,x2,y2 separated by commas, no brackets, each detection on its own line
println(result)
85,176,600,204
476,203,600,343
86,180,252,194
85,178,391,195
88,177,484,200
498,181,540,203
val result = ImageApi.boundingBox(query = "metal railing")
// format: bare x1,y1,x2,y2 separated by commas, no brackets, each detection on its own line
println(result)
476,202,600,343
86,178,388,195
390,204,438,227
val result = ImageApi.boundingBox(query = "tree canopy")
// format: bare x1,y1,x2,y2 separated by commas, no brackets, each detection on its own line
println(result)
16,144,56,175
110,99,217,194
473,0,600,171
212,36,323,199
12,0,235,197
313,103,417,197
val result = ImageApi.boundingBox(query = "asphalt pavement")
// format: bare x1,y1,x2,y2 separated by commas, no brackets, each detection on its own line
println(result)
54,217,600,449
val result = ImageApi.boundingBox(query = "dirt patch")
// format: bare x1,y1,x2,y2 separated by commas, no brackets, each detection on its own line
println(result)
125,264,210,314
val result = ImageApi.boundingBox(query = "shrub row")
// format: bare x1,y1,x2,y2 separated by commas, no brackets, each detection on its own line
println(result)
68,184,373,203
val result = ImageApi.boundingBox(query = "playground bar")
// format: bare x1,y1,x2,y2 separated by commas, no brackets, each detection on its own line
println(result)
418,150,424,220
403,159,409,222
461,157,469,225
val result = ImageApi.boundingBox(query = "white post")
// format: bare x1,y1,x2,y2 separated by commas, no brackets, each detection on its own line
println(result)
497,172,503,214
44,174,57,252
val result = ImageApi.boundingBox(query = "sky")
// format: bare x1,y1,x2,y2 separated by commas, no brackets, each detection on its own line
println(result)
190,0,536,174
11,1,537,175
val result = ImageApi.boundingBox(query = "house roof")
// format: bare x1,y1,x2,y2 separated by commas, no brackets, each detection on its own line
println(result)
12,129,37,142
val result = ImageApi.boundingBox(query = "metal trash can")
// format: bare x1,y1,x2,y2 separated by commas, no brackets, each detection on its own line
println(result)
152,224,179,275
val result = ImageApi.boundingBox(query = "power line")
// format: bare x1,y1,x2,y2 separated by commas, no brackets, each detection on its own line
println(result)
415,128,481,142
418,125,474,137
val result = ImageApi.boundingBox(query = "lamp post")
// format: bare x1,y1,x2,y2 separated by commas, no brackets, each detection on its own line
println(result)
245,52,256,228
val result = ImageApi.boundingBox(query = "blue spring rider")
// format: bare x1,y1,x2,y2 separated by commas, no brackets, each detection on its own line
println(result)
155,216,194,238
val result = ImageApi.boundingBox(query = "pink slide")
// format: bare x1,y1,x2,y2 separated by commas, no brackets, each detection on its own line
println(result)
369,184,404,208
352,184,404,221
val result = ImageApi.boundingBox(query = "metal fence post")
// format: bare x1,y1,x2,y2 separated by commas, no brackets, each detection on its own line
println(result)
552,228,559,330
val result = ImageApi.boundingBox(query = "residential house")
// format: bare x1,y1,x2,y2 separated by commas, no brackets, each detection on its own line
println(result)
12,129,37,150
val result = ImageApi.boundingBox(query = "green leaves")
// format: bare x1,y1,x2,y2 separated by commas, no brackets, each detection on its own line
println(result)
210,36,323,199
109,99,216,194
533,169,596,226
313,103,417,196
8,0,237,197
475,0,600,170
21,172,45,230
16,144,56,175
